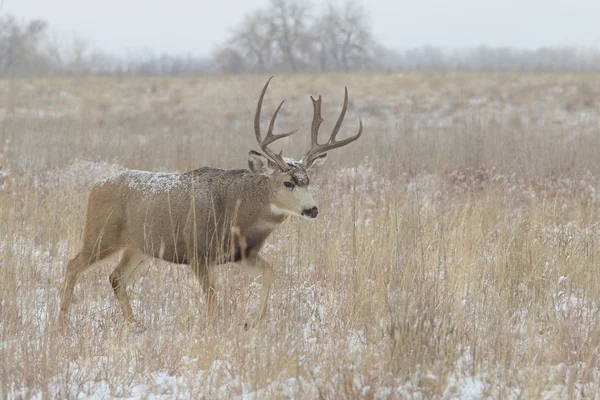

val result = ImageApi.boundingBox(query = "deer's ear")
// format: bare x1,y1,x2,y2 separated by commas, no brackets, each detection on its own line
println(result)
248,150,277,176
305,153,327,172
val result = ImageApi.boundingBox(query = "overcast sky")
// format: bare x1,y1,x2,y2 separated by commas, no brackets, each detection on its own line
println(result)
4,0,600,56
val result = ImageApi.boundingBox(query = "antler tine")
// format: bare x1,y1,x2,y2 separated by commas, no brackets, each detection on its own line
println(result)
254,77,272,146
264,100,300,146
330,87,348,142
309,95,324,149
254,77,300,171
302,87,363,168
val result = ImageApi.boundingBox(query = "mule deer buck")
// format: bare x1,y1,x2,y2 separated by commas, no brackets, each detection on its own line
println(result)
58,77,363,329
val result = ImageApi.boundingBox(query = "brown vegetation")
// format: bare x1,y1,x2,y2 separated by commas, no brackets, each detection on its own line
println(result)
1,72,599,397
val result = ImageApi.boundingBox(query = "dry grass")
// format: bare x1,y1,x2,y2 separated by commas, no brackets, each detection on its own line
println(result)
1,72,600,398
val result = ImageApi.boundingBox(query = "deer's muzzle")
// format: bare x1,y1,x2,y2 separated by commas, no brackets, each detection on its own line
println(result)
302,206,318,219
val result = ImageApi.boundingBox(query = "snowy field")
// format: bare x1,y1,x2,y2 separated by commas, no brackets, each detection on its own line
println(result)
1,72,600,398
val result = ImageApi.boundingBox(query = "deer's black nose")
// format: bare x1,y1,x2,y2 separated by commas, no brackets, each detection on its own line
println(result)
302,206,318,218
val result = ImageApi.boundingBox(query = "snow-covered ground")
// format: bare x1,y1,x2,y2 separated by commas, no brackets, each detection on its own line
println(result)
1,157,599,398
2,74,600,398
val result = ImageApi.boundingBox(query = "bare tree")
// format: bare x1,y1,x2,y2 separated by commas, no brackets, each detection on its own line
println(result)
313,1,375,71
2,4,600,77
213,47,245,74
215,0,377,73
268,0,312,72
0,15,56,76
227,9,275,72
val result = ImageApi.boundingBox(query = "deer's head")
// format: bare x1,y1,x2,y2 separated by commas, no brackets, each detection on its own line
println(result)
249,77,363,220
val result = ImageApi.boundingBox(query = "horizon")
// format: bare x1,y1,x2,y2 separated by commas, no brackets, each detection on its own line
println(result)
4,0,600,57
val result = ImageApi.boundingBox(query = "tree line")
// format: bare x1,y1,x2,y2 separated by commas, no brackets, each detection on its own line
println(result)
1,0,600,77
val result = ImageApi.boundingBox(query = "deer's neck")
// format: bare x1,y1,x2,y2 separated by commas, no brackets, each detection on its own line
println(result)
226,172,285,232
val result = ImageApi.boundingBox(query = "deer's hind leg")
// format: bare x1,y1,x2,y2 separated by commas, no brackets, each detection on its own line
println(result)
58,247,119,327
109,247,149,325
59,193,124,328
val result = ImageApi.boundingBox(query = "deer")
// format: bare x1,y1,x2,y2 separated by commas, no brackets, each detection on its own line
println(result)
57,77,363,330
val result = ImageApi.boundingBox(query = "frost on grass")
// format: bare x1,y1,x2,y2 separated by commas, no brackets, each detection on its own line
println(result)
3,160,600,398
3,75,600,398
5,228,598,399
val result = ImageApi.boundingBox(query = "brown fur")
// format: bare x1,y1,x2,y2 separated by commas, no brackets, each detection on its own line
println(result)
58,166,297,329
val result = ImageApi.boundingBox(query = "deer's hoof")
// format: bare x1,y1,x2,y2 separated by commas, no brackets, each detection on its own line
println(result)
244,319,257,331
244,315,262,331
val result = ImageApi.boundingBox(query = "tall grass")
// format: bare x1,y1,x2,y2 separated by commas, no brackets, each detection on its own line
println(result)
1,72,599,398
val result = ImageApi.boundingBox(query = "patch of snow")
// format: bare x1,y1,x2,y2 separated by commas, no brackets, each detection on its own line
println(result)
101,170,187,194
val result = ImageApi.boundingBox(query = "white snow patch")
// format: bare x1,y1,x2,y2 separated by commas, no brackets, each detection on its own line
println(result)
101,170,187,193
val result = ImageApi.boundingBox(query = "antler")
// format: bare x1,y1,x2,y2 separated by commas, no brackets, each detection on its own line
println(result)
254,77,300,172
301,87,363,168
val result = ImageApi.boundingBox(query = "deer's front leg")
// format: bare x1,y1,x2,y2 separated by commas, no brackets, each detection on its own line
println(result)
234,254,274,329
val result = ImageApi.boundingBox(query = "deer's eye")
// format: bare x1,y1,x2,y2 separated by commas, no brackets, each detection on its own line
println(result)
283,181,295,189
